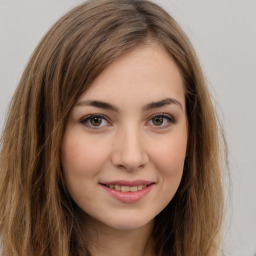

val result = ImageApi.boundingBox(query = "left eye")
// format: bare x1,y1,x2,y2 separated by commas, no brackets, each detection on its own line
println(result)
148,114,174,127
80,114,109,128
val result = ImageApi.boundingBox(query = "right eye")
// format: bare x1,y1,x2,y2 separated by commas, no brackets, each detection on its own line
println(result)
80,114,110,129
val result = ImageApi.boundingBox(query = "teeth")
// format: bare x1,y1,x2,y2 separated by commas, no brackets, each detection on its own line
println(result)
114,185,121,191
107,184,148,192
137,185,143,190
121,186,129,192
130,186,138,192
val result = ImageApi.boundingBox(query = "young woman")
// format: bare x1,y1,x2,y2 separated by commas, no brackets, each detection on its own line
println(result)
0,0,227,255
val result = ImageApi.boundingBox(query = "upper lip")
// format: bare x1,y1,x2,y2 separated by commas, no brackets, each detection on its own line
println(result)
101,180,154,186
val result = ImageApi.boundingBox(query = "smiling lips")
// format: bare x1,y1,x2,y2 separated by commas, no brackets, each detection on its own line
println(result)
101,180,154,203
106,184,147,192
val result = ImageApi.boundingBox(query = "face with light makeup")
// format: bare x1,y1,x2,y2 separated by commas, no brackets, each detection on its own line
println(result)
61,43,188,231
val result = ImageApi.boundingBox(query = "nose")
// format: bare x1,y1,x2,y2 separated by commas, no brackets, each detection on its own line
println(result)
110,126,149,171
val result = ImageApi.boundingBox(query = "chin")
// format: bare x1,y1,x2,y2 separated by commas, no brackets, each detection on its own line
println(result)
98,212,155,232
111,221,151,231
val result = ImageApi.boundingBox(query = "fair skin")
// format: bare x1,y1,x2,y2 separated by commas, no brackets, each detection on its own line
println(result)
61,43,188,256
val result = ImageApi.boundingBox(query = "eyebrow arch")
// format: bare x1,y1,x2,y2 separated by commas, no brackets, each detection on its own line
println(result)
76,97,183,112
142,98,183,111
76,100,119,112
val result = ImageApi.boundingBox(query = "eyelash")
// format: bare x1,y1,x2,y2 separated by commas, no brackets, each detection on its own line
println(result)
148,113,176,128
79,113,175,129
79,114,110,129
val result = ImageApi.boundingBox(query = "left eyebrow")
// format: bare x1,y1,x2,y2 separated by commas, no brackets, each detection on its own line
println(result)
142,98,183,111
76,100,119,112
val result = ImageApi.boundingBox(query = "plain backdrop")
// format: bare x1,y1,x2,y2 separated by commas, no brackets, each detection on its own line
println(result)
0,1,255,255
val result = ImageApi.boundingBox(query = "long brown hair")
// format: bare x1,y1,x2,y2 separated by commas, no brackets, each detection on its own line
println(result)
0,0,227,255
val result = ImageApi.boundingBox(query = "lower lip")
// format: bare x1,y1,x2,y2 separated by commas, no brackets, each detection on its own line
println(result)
101,184,153,203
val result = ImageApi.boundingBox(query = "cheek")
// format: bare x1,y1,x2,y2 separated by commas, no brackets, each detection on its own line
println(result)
61,130,109,204
61,131,109,177
146,135,187,214
152,136,187,174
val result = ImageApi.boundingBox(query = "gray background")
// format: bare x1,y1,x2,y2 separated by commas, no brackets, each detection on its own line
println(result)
0,0,255,255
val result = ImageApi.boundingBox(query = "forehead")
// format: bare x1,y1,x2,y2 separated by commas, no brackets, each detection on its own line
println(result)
78,43,185,108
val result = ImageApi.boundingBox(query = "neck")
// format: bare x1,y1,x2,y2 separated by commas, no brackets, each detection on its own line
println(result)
82,216,155,256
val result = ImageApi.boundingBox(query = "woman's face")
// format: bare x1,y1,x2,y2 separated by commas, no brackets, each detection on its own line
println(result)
61,43,187,231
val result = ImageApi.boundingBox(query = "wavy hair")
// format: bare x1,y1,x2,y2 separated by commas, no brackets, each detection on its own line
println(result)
0,0,226,255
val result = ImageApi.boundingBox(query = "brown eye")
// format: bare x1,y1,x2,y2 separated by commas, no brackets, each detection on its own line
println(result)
90,116,103,126
152,116,164,126
148,114,175,128
80,114,109,128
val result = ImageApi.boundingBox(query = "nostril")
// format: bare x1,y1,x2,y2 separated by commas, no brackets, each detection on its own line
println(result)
110,132,149,171
111,152,148,171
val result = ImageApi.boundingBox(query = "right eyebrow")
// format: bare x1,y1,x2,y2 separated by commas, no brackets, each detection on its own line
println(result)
76,100,119,112
142,98,183,111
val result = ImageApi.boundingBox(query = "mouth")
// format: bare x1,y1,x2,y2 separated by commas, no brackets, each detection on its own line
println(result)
102,184,148,192
100,181,154,203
